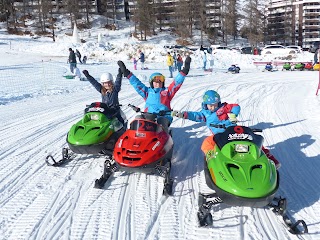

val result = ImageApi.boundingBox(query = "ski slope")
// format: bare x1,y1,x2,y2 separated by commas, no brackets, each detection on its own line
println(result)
1,56,320,239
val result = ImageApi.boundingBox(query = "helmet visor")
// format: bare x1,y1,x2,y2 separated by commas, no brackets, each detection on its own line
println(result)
152,75,165,83
102,81,113,85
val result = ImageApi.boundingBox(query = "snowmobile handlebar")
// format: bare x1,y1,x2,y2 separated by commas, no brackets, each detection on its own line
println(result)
128,104,172,116
128,104,141,113
251,128,262,133
209,123,263,133
85,103,122,109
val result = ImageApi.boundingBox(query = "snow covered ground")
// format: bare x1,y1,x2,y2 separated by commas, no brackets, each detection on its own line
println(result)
1,18,320,240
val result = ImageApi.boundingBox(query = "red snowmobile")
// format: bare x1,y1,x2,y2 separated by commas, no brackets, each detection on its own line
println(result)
304,62,313,71
94,104,174,196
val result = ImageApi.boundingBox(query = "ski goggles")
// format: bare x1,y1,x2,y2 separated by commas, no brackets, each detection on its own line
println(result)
152,75,165,83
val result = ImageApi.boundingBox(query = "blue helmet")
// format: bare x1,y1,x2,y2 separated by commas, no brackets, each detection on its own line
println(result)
149,72,165,88
202,90,221,110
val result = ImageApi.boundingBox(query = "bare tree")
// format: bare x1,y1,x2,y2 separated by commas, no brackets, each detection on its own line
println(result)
132,0,152,41
82,0,91,25
9,1,18,31
65,0,79,28
152,0,164,31
241,0,264,46
221,0,240,44
0,0,12,28
174,0,192,39
199,0,207,45
37,0,53,33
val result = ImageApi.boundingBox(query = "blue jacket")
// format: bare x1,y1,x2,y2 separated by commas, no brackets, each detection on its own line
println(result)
185,102,240,134
139,52,145,63
87,74,122,107
127,72,187,122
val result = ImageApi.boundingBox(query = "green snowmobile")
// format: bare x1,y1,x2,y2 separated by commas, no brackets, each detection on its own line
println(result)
294,62,305,71
45,102,127,166
283,62,292,71
197,125,308,234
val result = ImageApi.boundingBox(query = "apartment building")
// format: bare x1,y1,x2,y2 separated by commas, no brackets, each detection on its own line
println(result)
97,0,129,21
127,0,222,32
265,0,296,45
266,0,320,48
294,0,320,47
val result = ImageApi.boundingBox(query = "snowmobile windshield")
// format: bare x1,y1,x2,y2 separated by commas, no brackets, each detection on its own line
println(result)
85,102,118,119
213,126,263,149
130,119,160,132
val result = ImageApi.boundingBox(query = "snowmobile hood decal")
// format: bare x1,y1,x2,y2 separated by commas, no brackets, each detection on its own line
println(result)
228,133,253,141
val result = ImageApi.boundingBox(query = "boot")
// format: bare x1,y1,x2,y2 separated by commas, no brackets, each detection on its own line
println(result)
262,147,281,170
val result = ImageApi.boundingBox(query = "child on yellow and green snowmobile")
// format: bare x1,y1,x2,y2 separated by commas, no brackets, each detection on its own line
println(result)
171,90,281,169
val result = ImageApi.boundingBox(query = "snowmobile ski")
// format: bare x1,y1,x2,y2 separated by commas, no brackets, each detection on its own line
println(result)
268,196,308,234
94,157,118,189
197,193,308,234
156,161,173,196
45,148,75,167
197,193,223,226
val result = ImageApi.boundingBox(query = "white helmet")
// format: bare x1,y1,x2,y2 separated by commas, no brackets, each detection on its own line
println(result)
100,73,114,84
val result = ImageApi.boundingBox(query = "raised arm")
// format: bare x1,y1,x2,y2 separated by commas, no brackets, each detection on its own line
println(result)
82,70,102,93
118,60,149,99
113,68,123,92
167,56,191,98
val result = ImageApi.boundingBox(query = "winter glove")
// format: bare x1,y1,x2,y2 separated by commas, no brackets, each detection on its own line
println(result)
227,113,238,123
181,56,191,75
82,70,90,77
171,110,185,118
117,61,131,78
117,67,123,78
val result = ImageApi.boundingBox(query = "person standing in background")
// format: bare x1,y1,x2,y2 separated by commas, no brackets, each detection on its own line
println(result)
173,51,177,71
73,67,82,81
314,50,319,64
75,49,83,64
139,50,145,70
202,50,207,70
133,58,137,70
167,52,174,78
68,48,77,73
177,54,183,72
209,52,214,71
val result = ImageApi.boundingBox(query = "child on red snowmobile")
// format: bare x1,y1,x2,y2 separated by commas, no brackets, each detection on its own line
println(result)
172,90,281,169
82,68,125,124
117,56,191,132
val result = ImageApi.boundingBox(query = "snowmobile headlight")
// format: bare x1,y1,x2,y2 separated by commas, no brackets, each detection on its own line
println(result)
235,144,249,153
90,114,99,120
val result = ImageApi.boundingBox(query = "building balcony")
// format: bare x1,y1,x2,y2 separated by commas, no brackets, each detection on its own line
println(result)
303,25,320,29
303,6,320,10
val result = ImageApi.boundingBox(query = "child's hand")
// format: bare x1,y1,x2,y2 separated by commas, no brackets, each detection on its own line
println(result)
117,61,131,77
171,110,185,118
82,70,89,76
227,113,238,123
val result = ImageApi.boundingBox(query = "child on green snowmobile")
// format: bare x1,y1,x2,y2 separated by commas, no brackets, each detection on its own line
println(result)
82,68,125,124
171,90,281,169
